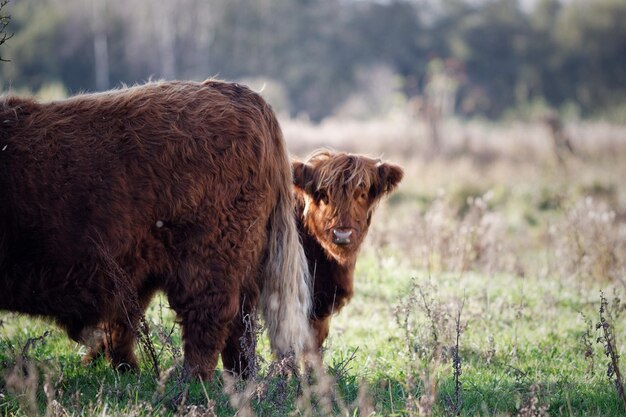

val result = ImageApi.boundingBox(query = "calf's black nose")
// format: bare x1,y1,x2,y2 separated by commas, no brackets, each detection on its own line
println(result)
332,228,353,245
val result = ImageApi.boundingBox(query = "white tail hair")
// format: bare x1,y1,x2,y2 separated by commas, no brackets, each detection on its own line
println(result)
259,107,312,357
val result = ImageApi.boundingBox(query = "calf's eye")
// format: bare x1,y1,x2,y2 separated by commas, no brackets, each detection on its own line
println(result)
315,190,329,204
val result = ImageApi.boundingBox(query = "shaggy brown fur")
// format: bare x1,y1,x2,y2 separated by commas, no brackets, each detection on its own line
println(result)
292,150,403,348
0,80,311,379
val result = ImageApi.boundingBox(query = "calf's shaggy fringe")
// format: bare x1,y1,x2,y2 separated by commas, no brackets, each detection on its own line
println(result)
0,79,311,378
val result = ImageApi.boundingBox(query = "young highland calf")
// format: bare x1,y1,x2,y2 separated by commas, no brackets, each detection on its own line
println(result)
292,150,403,348
0,80,311,379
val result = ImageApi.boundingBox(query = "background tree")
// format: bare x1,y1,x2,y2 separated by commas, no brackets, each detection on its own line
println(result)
1,0,625,121
0,0,12,62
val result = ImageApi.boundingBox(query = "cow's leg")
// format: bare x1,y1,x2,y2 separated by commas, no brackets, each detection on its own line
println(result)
221,292,259,378
80,321,139,369
78,320,138,370
102,320,140,371
300,316,332,374
310,315,332,350
80,280,159,369
166,261,242,380
80,325,107,366
107,280,161,370
80,321,139,370
172,290,240,380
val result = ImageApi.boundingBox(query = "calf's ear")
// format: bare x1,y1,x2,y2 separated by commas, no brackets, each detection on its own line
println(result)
375,162,404,196
292,161,315,194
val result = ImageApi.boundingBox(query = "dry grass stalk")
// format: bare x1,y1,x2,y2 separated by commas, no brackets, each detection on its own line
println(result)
554,197,622,285
5,360,39,417
45,400,70,417
517,384,549,417
408,192,508,275
395,279,456,361
174,404,217,417
292,349,358,417
580,313,596,377
4,331,70,417
446,298,465,416
95,242,161,379
222,373,257,417
597,291,626,410
418,359,440,417
356,381,375,417
4,331,51,417
395,278,467,416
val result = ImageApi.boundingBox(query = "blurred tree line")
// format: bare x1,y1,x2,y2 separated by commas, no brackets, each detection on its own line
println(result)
1,0,625,121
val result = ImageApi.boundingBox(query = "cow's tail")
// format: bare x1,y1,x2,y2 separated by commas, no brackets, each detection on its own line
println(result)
259,105,312,358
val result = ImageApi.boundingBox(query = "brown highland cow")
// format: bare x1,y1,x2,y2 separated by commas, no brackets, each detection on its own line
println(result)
0,80,311,379
292,150,403,348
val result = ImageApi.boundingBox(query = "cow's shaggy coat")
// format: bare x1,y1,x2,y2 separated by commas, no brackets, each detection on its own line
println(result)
0,80,311,379
292,150,403,348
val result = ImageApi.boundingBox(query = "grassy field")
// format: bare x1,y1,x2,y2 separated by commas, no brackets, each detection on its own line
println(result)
1,117,625,416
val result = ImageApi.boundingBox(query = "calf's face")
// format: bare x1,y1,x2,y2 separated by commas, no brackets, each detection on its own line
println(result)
293,151,403,263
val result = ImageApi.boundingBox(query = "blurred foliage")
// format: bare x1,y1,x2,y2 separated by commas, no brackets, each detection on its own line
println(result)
0,0,625,121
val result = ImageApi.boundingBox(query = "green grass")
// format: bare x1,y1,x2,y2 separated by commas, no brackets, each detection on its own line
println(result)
328,260,626,416
1,259,624,416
